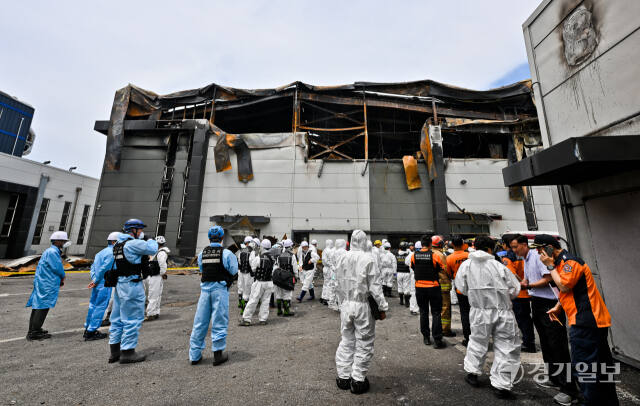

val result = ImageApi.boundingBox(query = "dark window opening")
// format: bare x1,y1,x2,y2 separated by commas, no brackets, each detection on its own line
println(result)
214,97,293,134
76,205,91,245
59,201,72,231
32,198,50,245
442,133,509,159
1,193,21,239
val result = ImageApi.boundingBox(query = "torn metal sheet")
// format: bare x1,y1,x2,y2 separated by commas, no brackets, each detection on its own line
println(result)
420,124,436,181
402,155,422,190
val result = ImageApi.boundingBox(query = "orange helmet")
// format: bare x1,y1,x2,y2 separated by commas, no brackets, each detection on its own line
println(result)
431,235,444,248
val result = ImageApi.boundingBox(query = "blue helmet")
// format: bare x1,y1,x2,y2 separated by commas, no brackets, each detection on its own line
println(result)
208,226,224,241
123,218,146,232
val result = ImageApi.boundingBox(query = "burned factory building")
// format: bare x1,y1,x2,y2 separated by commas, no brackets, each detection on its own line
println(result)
88,80,557,257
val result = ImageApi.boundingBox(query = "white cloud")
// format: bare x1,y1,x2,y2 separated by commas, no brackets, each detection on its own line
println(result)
0,0,541,177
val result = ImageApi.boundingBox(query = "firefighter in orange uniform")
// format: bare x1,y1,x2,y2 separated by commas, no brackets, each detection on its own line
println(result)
446,235,470,346
535,234,618,406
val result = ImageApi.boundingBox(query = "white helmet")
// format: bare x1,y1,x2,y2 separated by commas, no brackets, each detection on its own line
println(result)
107,232,120,242
383,242,391,249
261,239,272,249
253,238,260,246
283,239,293,248
50,231,69,241
156,236,166,244
415,241,422,249
311,239,318,245
300,241,309,248
244,236,253,244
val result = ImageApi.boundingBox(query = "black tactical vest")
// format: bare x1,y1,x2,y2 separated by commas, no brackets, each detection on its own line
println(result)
255,252,274,281
396,252,409,273
414,250,438,282
302,251,314,271
113,241,143,278
201,246,227,283
278,251,294,272
238,248,252,273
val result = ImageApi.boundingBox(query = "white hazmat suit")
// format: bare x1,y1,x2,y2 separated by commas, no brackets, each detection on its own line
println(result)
242,240,276,324
405,243,421,314
334,230,388,383
328,239,347,311
379,244,396,292
145,245,169,318
455,249,522,391
396,248,412,296
321,240,335,303
297,242,319,294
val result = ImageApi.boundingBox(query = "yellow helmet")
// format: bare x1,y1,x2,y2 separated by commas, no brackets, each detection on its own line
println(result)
374,240,382,246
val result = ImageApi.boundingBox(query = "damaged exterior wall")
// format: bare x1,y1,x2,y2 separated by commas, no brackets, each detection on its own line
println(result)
520,0,640,366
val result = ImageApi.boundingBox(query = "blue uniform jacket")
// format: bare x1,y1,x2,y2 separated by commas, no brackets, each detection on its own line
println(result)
197,242,238,290
103,233,158,282
90,244,115,284
26,245,65,309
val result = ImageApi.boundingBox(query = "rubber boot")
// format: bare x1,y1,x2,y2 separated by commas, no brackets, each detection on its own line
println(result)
399,293,404,306
213,350,228,366
336,377,351,390
119,349,146,364
85,330,108,341
387,286,395,298
350,377,370,394
308,288,315,300
101,312,111,327
238,297,243,309
277,299,283,316
283,300,295,317
240,299,247,315
297,290,306,302
404,294,411,308
269,293,275,308
108,343,121,363
27,309,51,340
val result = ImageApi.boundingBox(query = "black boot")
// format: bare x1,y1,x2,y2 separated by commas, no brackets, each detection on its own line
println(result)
308,288,315,300
336,377,351,390
213,350,228,366
27,309,51,340
404,294,411,308
283,300,295,317
101,312,111,327
119,349,146,364
277,299,283,316
85,330,108,341
269,293,275,308
399,294,404,306
350,377,370,394
108,343,121,363
297,290,306,302
465,373,479,387
387,287,395,298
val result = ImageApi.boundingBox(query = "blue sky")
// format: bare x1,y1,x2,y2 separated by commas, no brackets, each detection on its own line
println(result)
0,1,541,177
489,62,532,88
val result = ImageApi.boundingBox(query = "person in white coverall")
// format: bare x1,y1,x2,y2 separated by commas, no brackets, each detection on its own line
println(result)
328,239,347,311
334,230,388,395
321,240,335,305
405,242,421,315
240,239,275,325
273,239,298,316
236,236,255,313
455,235,521,399
144,236,169,321
395,242,412,306
297,241,319,301
379,242,396,297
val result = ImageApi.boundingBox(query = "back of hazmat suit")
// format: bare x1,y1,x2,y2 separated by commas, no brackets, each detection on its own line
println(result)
379,244,396,292
242,240,276,323
335,230,388,384
321,240,335,302
328,239,347,311
455,249,521,391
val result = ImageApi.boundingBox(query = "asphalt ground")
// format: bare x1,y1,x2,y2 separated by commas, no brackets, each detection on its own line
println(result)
1,273,639,405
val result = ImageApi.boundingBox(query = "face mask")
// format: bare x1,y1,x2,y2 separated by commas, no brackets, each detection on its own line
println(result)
62,241,72,249
138,231,145,240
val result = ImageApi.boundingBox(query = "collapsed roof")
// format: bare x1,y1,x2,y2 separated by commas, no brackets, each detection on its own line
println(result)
101,79,538,172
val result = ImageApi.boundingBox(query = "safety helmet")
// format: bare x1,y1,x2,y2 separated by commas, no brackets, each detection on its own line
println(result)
261,239,272,249
415,241,422,249
300,241,309,248
208,226,224,241
383,242,391,249
107,231,120,242
156,235,166,244
431,235,444,248
374,240,382,246
123,218,146,232
50,231,69,241
244,236,253,244
283,239,293,248
399,241,407,249
311,239,318,245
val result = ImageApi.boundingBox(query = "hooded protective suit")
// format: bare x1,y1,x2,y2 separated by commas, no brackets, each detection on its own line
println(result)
334,230,388,382
109,234,159,350
297,242,319,294
145,245,170,318
328,239,347,311
455,250,522,391
242,240,276,323
405,247,420,314
236,238,255,308
321,240,335,302
396,248,412,298
379,245,397,291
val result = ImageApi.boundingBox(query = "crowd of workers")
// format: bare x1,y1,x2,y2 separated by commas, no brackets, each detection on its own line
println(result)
24,219,618,404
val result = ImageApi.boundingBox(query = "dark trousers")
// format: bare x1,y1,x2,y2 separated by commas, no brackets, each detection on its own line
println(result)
415,286,443,341
512,297,535,347
456,292,471,341
570,326,619,406
531,296,578,395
